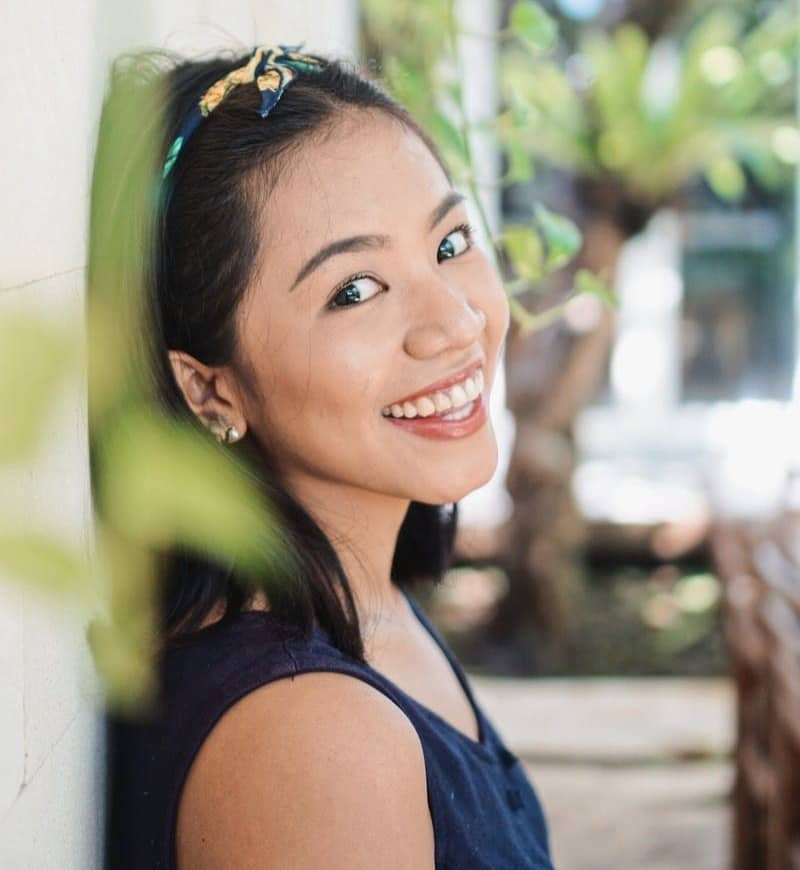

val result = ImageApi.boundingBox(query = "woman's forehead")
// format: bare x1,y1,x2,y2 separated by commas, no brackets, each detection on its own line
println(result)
265,112,452,241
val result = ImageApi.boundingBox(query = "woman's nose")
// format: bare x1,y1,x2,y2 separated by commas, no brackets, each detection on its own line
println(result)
403,280,487,360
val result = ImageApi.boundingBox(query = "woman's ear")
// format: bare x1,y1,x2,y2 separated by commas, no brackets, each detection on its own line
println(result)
167,350,248,437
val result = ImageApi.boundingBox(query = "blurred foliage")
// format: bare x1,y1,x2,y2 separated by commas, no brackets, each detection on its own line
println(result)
439,560,728,677
571,562,727,676
362,0,798,324
0,56,285,713
85,59,287,711
361,0,617,333
499,1,799,205
0,312,81,462
0,310,96,607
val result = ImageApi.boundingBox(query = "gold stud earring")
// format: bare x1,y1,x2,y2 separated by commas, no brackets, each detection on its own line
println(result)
208,419,243,444
222,425,241,444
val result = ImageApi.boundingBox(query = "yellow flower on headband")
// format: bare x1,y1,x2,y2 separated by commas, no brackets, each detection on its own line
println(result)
255,68,284,95
162,43,324,179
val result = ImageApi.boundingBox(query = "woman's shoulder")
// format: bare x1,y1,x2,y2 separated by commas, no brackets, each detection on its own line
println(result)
105,606,432,869
176,667,434,869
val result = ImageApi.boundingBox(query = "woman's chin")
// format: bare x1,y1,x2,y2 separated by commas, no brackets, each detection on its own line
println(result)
414,442,499,505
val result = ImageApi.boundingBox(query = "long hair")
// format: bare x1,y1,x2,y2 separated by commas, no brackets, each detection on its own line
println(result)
88,47,459,663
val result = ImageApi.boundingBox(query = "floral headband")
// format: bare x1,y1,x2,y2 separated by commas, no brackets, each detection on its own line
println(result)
161,42,325,180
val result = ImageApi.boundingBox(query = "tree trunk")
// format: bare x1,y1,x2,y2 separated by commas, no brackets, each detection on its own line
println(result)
489,212,634,671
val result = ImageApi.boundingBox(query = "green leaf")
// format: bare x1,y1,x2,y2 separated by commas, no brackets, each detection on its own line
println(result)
509,1,558,52
96,405,284,580
430,110,470,169
534,203,582,270
0,312,77,461
87,616,158,713
705,155,746,201
505,139,535,183
84,521,167,710
501,226,544,281
383,56,428,114
672,572,720,614
574,269,619,310
0,529,90,601
743,148,784,189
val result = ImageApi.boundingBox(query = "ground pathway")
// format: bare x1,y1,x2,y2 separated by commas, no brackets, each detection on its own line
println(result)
471,677,733,869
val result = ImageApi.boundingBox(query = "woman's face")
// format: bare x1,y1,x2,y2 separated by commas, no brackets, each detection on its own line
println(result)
236,109,509,507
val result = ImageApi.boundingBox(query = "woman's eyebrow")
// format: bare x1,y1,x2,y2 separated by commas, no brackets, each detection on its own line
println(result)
289,190,467,292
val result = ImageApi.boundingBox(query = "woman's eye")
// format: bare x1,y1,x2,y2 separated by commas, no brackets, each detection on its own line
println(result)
327,274,384,310
437,224,475,262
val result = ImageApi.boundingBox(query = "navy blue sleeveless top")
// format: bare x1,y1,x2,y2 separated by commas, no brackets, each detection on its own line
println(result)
105,592,553,869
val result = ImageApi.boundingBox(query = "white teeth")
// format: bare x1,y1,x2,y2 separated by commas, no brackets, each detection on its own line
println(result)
442,400,475,421
416,396,436,417
433,391,452,412
449,384,468,407
383,367,484,419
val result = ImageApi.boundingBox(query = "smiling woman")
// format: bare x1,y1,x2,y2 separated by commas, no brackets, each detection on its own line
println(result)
95,43,552,870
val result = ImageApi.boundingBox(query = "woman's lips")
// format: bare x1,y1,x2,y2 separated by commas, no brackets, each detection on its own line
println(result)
382,392,487,440
382,367,485,419
386,358,484,408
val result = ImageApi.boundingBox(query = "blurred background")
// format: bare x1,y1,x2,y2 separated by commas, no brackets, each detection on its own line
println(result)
1,0,798,868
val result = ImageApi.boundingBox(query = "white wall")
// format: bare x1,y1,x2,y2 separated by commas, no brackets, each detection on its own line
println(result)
0,2,356,866
454,0,515,529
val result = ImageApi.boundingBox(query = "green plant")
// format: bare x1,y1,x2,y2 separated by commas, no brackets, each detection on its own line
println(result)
361,0,619,333
0,77,284,711
362,0,797,322
499,2,798,204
